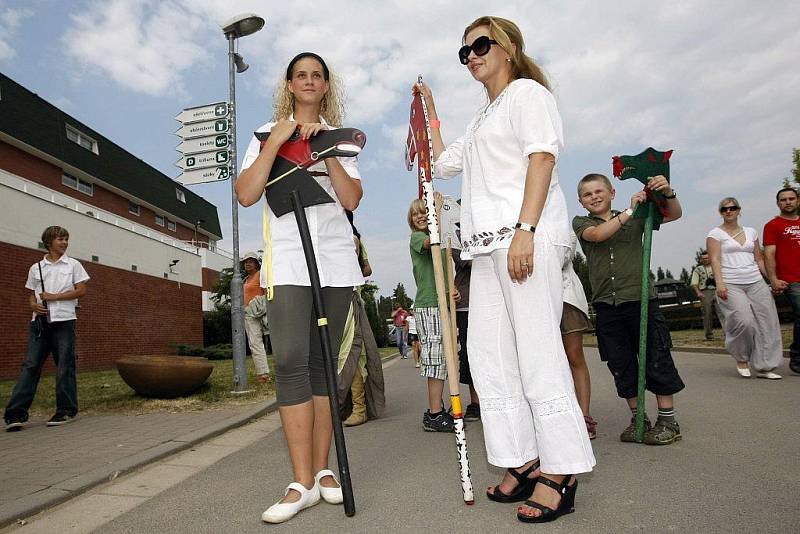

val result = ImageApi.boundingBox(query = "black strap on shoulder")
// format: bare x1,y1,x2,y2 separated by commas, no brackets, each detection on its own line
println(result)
37,262,45,293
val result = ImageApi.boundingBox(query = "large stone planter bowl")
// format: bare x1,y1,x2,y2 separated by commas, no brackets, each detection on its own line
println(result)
116,355,214,398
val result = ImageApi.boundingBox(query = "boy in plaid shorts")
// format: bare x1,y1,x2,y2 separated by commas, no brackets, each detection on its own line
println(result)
408,197,454,432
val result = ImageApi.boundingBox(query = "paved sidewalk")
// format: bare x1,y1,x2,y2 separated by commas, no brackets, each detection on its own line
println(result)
4,349,797,533
0,400,276,528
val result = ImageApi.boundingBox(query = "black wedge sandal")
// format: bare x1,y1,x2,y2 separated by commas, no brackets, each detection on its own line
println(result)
486,460,540,503
517,475,577,523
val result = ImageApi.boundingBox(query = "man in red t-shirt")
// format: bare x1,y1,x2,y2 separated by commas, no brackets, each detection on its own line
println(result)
391,303,409,358
763,187,800,373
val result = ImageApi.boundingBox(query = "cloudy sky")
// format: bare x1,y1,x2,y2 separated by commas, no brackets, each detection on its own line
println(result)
2,0,799,297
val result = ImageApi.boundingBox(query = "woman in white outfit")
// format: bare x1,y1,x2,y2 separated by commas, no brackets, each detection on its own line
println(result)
417,15,595,523
707,197,783,379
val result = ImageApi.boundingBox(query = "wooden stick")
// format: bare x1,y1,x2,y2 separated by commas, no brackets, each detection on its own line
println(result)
420,181,474,504
446,242,459,370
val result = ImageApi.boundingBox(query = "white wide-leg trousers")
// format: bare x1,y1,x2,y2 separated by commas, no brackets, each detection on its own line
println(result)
467,245,596,474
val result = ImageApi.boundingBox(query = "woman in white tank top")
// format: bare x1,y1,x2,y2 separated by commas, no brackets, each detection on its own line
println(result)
706,197,783,379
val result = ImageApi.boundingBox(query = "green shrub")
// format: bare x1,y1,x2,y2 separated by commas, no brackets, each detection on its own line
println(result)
175,343,233,360
203,309,231,346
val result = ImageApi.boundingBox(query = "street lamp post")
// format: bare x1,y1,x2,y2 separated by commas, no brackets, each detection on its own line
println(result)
222,13,265,393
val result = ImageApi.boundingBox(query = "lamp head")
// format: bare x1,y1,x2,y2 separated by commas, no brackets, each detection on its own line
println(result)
221,13,265,38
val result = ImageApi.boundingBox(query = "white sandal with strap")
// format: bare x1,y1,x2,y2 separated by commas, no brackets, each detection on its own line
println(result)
261,482,320,523
315,469,343,504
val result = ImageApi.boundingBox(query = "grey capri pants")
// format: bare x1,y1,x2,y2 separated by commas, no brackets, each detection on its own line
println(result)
267,285,353,406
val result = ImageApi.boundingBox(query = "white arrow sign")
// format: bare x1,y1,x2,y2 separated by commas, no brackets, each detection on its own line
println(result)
176,150,230,170
175,133,230,155
175,118,229,140
175,102,229,124
176,165,230,185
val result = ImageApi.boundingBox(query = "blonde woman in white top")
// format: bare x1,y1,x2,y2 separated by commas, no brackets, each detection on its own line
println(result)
236,52,363,524
416,16,594,524
707,197,783,379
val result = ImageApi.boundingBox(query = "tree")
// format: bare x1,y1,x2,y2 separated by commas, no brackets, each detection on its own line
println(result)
665,269,674,280
392,283,413,310
377,295,393,320
361,282,388,347
679,267,691,285
781,147,800,188
656,266,665,281
210,267,235,310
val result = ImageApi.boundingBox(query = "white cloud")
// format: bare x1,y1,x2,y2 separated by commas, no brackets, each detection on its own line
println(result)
62,0,212,96
0,4,33,61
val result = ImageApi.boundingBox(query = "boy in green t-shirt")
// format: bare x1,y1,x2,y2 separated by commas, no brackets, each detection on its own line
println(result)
408,196,454,433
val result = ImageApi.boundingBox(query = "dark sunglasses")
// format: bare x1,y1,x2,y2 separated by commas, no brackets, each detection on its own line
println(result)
720,206,740,213
459,36,499,65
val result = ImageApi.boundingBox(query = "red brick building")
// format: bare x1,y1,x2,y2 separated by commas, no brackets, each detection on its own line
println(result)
0,73,229,379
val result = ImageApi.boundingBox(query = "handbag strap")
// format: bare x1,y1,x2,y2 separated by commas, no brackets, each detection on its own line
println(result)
37,261,46,294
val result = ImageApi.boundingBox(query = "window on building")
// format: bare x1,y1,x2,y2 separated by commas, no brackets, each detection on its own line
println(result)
62,173,93,196
128,201,141,216
167,220,177,232
155,214,165,226
176,188,186,203
65,124,99,154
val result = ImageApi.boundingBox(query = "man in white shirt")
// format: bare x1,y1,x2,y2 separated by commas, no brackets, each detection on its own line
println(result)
4,226,89,431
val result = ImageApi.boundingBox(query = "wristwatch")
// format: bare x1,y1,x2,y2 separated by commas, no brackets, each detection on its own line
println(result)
663,190,677,199
514,222,536,233
623,208,634,217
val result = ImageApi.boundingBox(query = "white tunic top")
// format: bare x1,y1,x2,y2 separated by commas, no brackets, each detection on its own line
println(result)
706,226,763,284
26,255,90,322
433,78,570,259
241,118,364,288
563,233,589,315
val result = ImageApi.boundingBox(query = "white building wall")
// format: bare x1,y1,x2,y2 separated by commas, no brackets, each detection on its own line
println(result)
199,247,234,312
0,174,202,286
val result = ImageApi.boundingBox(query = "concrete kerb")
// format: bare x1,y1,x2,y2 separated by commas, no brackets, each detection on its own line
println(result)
584,343,793,358
1,350,403,528
0,399,278,529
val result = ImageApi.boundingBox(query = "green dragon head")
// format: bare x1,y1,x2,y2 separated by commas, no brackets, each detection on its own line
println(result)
612,147,673,229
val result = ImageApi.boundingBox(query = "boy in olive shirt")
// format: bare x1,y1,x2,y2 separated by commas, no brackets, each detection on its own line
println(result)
573,174,685,445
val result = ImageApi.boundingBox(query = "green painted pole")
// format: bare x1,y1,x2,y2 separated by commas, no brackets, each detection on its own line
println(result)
635,201,655,443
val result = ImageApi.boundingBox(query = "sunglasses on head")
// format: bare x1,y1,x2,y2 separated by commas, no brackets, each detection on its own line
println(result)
720,206,740,213
459,36,499,65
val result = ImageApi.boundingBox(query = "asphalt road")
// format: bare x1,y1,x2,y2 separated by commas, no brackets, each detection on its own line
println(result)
35,349,800,533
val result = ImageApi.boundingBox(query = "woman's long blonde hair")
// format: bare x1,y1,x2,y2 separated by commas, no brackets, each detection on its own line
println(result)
272,52,346,126
463,16,551,92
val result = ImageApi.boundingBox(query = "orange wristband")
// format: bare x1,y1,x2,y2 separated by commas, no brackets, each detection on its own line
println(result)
429,119,441,129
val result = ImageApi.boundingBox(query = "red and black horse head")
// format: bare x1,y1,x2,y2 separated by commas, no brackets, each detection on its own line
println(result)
255,127,366,217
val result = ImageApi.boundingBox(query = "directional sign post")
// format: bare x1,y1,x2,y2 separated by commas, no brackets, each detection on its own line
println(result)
175,102,232,185
175,102,229,124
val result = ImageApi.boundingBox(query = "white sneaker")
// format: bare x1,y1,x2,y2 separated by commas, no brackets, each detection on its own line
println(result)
736,367,751,378
261,482,320,523
315,469,343,504
756,371,782,380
